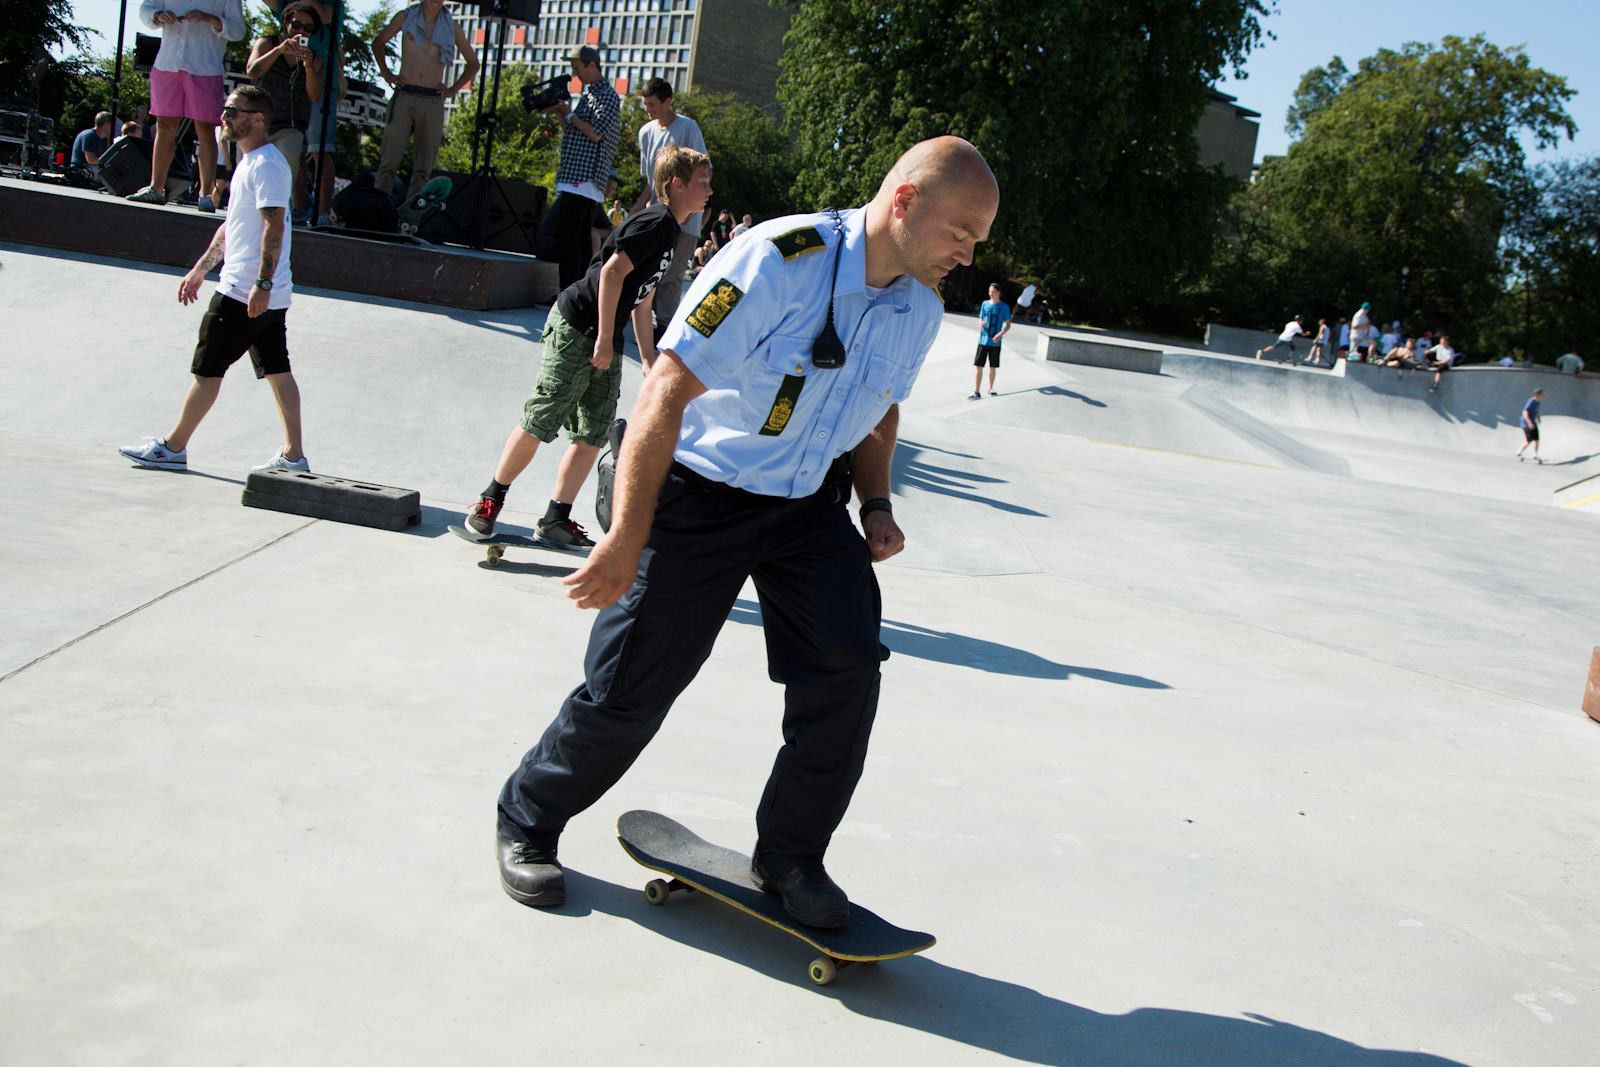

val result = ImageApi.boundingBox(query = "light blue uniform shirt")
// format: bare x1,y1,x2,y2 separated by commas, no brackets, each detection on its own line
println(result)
659,207,943,499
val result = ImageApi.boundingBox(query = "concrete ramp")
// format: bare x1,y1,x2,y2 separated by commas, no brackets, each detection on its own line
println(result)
1180,384,1352,476
1161,351,1600,457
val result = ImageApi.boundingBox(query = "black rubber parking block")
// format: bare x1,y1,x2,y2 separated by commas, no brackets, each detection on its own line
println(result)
242,469,421,532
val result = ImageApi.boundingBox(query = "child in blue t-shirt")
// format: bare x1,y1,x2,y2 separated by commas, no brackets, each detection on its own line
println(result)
971,283,1012,399
1516,388,1543,463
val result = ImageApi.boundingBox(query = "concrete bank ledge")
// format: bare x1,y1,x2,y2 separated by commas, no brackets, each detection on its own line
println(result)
1036,330,1164,375
1205,322,1278,359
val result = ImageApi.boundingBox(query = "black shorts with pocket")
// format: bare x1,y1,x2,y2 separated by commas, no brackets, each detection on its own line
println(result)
974,343,1001,368
191,291,291,379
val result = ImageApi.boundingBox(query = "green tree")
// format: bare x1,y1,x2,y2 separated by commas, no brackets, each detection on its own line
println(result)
56,47,149,136
778,0,1271,323
435,64,567,188
1210,35,1575,349
1,0,92,105
1481,157,1600,362
668,89,793,223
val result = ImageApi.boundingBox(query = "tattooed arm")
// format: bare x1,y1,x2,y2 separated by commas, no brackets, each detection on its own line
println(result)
178,224,227,305
248,207,285,318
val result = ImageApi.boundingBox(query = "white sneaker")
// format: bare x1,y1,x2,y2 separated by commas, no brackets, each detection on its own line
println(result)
254,450,310,472
119,436,187,470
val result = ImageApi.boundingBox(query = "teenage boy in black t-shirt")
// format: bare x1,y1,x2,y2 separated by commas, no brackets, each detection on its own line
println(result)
465,145,714,546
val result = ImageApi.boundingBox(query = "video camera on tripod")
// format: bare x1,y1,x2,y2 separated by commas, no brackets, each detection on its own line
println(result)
519,76,570,115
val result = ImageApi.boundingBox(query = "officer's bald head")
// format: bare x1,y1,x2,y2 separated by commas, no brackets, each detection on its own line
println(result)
878,137,998,209
869,136,999,290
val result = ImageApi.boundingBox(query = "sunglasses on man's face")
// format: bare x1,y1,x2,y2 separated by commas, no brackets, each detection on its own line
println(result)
221,105,264,118
289,20,313,31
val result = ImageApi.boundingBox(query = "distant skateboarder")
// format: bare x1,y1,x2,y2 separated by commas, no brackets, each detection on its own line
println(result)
971,282,1010,398
1256,315,1305,362
1516,388,1543,463
1300,318,1330,367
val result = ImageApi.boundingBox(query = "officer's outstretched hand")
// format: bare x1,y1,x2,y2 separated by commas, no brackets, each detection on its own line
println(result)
863,510,905,562
564,539,640,610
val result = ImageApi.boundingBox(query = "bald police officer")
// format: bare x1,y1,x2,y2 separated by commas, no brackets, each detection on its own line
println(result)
497,137,999,928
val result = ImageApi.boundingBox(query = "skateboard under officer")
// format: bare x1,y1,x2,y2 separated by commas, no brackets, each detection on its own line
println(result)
496,137,1000,928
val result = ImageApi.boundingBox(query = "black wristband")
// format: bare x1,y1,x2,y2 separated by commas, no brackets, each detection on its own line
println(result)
858,497,892,524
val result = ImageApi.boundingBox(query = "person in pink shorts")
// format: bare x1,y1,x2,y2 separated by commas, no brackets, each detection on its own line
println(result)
130,0,246,212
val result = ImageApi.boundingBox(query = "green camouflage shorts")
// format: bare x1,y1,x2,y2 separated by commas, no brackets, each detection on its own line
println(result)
519,307,622,446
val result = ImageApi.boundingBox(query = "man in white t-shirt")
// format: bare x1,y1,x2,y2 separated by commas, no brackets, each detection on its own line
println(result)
630,77,706,337
1256,314,1305,362
1424,333,1456,393
1350,301,1374,360
1556,351,1584,375
119,85,311,474
1017,280,1038,323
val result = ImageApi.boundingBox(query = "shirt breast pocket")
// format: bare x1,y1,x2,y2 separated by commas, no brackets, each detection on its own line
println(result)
839,355,915,447
742,336,816,437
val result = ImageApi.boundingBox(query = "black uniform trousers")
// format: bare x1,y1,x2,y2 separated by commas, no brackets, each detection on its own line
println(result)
497,465,884,861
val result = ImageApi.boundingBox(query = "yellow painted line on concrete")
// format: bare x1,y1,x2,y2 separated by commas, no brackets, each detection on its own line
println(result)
1558,491,1600,511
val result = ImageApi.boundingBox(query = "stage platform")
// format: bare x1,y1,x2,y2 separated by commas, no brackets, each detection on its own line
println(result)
0,175,557,310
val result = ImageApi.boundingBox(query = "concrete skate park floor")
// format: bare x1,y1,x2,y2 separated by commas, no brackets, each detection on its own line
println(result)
3,241,1599,1065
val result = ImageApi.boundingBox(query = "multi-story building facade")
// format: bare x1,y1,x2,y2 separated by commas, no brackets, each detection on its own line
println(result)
446,0,790,114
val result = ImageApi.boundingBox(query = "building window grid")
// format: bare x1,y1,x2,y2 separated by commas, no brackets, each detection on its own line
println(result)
445,1,694,95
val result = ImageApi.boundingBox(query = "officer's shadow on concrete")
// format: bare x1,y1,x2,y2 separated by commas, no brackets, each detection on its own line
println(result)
893,440,1045,517
727,600,1168,688
550,869,1463,1067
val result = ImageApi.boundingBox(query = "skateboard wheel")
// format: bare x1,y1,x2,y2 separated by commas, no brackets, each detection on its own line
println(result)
486,545,505,566
808,957,837,986
644,879,671,906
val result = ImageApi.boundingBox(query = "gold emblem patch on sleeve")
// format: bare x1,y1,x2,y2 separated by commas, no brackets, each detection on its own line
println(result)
686,280,745,338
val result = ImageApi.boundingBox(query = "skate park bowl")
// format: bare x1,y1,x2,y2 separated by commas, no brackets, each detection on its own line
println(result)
4,241,1600,1066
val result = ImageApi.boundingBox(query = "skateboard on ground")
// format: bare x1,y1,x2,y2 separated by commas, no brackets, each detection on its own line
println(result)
447,523,591,566
616,809,936,986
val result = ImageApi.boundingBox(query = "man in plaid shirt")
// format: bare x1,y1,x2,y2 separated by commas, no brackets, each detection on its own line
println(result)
535,45,622,288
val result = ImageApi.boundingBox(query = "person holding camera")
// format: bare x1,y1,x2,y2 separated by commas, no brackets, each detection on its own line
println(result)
372,0,479,205
535,45,622,289
129,0,247,211
246,2,326,221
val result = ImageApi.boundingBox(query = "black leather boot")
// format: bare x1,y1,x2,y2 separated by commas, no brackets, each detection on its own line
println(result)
498,836,565,907
751,852,849,929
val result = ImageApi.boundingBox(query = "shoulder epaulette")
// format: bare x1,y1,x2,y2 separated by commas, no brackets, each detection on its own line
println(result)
769,225,828,261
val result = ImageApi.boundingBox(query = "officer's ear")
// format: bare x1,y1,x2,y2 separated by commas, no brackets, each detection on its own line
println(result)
889,182,918,218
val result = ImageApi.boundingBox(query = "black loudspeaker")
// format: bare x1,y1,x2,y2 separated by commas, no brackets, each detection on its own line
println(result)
134,33,161,73
477,0,541,24
97,135,191,198
416,171,545,255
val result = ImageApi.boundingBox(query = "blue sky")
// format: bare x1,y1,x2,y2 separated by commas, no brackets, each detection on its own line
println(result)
66,0,1595,165
1215,0,1595,163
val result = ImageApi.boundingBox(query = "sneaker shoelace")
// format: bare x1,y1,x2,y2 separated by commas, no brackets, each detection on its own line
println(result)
472,498,498,519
